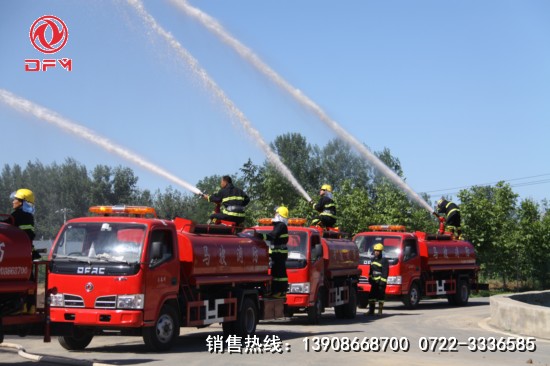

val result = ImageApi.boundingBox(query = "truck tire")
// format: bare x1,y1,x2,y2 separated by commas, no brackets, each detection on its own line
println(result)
143,304,180,351
357,291,368,309
453,279,470,306
58,328,94,350
335,286,357,319
307,296,323,325
222,320,236,338
343,286,357,319
402,281,420,309
234,297,257,337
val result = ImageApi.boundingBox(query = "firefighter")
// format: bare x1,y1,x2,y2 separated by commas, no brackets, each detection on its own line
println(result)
202,175,250,226
310,184,337,228
367,242,389,316
2,188,38,254
2,188,38,314
436,198,462,238
257,206,289,299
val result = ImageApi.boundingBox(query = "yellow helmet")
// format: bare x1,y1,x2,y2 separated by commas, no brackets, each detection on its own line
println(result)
320,184,332,192
276,206,289,219
373,243,384,251
11,188,35,204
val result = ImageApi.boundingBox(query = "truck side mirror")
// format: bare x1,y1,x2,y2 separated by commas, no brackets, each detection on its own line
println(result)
312,244,323,261
150,241,162,263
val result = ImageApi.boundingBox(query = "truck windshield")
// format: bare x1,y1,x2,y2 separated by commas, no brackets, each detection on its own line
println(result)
354,235,402,265
248,229,309,269
52,222,146,264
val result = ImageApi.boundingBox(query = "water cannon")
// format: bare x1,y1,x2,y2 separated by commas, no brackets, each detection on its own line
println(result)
432,213,446,235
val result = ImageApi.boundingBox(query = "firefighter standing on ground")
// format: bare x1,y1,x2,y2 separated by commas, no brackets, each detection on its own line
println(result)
311,184,337,228
202,175,250,226
257,206,289,298
436,198,462,238
367,242,389,316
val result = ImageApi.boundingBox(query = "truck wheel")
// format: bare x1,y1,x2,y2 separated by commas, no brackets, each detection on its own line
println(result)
222,321,236,338
453,280,470,306
143,304,180,351
307,296,322,325
402,282,420,309
58,328,94,350
342,287,357,319
357,292,368,309
234,298,257,337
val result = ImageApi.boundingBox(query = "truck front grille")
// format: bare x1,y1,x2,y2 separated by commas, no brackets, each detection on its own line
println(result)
64,294,84,307
359,276,369,284
95,295,117,309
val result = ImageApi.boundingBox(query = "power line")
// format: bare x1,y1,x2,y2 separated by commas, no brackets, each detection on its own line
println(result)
423,173,550,195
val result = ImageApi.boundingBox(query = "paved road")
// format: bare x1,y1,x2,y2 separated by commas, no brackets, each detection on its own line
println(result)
2,297,549,365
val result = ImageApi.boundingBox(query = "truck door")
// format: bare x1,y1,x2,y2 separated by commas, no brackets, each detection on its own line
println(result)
309,234,323,305
401,238,420,293
143,228,179,321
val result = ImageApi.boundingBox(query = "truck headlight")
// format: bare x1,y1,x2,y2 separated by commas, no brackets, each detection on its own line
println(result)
50,293,64,307
288,282,310,294
117,294,144,309
387,276,402,285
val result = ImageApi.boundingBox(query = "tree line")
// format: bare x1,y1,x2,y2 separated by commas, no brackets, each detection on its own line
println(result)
1,133,548,289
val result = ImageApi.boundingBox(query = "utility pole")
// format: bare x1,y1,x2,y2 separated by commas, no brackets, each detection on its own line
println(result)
56,208,72,223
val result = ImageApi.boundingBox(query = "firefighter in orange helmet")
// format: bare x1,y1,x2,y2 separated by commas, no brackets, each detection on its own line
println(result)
367,242,389,316
311,184,337,228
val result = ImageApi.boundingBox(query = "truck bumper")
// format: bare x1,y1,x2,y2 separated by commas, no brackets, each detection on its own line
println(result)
50,308,144,327
285,293,309,307
358,283,402,295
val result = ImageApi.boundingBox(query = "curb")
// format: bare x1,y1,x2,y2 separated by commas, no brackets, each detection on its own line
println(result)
489,290,550,340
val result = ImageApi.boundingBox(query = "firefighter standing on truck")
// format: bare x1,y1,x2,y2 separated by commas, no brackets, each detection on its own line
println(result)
436,197,462,238
367,242,389,316
257,206,289,299
2,188,38,314
202,175,250,226
311,184,337,228
2,188,39,259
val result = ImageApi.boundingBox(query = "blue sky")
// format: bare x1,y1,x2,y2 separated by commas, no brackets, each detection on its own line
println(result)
1,0,549,205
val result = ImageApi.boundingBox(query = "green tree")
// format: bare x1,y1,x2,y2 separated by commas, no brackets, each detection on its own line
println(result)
458,182,518,287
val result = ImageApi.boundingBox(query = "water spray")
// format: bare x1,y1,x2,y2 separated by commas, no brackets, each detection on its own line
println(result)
125,0,312,203
171,0,432,214
0,88,202,196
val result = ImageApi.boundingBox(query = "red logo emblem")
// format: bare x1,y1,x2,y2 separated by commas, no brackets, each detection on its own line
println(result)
29,15,69,54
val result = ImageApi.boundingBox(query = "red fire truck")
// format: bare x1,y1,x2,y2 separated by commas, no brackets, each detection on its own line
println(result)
0,218,49,343
353,224,478,309
47,206,285,351
245,219,360,324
